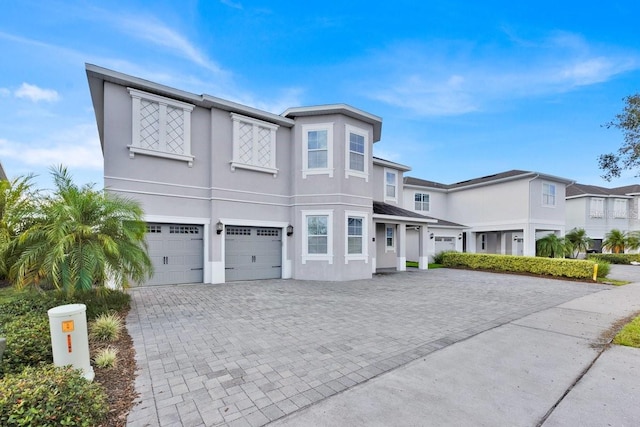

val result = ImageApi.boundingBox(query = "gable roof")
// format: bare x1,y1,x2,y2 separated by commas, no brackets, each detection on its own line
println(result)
405,170,573,192
566,182,640,198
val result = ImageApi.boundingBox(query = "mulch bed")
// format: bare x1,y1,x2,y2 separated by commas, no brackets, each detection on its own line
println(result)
92,308,138,427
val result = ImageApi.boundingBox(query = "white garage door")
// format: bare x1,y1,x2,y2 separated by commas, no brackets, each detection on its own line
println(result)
145,223,204,286
435,236,456,254
225,226,282,281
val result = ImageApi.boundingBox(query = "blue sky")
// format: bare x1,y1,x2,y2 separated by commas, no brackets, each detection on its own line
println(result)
1,0,639,190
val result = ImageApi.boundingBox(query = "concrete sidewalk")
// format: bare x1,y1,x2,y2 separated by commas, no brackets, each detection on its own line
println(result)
272,283,640,426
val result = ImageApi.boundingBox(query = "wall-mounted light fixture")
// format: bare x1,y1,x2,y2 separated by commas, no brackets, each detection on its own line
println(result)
429,233,434,239
458,233,463,240
216,221,224,235
287,225,294,236
513,236,519,241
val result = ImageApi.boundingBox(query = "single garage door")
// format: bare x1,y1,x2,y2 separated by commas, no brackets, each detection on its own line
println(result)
225,226,282,281
435,236,456,254
145,223,204,285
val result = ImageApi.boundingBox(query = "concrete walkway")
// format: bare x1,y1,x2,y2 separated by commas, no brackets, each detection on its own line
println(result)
126,267,640,426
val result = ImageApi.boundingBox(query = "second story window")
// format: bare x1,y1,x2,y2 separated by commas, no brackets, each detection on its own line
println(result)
302,123,333,178
542,183,556,206
590,198,604,218
415,193,430,211
345,125,369,181
385,169,397,202
230,113,279,176
614,198,627,218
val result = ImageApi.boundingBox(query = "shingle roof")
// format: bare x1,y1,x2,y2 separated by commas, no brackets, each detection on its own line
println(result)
372,202,466,227
449,170,533,188
405,170,573,191
403,176,450,189
566,183,640,197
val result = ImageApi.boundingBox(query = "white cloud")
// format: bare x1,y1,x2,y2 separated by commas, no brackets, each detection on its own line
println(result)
362,33,639,117
14,83,60,103
0,124,102,170
220,0,243,10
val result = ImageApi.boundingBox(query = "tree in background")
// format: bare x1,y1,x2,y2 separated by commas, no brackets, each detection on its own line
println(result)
0,175,39,279
9,166,152,293
564,228,592,258
599,94,640,180
602,229,630,254
536,233,568,258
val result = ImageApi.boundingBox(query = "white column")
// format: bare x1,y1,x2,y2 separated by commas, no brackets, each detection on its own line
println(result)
466,231,477,253
418,226,429,269
523,225,536,256
396,224,407,271
500,232,507,255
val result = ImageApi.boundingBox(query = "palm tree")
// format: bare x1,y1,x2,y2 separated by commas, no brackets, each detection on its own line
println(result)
536,233,567,258
0,175,39,279
9,166,152,293
602,229,627,254
564,228,592,258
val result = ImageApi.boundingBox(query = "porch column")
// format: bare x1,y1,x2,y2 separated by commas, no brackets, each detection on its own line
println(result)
500,232,507,255
466,231,477,253
396,224,407,271
418,226,429,270
523,225,536,256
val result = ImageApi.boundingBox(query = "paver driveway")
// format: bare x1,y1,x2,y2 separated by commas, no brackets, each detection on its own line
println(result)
126,268,603,426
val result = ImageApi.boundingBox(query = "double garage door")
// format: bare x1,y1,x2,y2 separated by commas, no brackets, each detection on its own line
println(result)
225,226,282,282
145,223,204,286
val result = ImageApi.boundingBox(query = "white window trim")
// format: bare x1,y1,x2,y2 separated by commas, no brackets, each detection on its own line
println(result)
345,211,369,263
302,210,334,264
230,113,279,177
590,197,605,218
344,124,369,181
385,225,395,253
302,123,334,178
614,198,628,218
414,192,430,212
542,182,556,207
384,168,398,203
128,88,195,166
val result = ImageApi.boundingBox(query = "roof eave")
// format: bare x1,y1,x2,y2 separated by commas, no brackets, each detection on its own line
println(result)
283,104,382,142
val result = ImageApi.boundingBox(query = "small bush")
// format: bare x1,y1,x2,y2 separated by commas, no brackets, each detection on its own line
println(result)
442,252,600,280
0,313,52,376
0,364,108,426
94,346,118,369
587,253,640,265
433,250,456,265
90,312,123,342
596,261,610,278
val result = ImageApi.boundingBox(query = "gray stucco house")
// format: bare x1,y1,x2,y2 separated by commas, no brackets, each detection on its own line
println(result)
86,64,435,285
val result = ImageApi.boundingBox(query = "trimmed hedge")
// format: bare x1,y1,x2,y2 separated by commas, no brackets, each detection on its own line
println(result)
587,253,640,265
0,313,52,376
0,365,108,426
442,252,605,280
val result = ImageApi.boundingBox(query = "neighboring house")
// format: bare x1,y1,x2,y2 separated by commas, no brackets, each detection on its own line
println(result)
0,161,6,181
86,64,438,285
566,183,640,251
404,171,574,257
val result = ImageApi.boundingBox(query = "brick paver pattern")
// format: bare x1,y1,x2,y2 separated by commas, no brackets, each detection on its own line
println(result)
126,268,603,426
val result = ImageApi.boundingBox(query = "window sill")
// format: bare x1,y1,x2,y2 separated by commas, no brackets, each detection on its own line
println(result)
128,146,194,167
230,161,278,177
346,170,368,181
302,254,333,264
303,168,334,179
345,255,368,264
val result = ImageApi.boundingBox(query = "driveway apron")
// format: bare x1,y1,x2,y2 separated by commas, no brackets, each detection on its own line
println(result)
125,269,603,426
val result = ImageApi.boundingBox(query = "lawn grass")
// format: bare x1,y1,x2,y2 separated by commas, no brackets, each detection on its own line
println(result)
598,278,631,286
406,261,443,269
613,315,640,348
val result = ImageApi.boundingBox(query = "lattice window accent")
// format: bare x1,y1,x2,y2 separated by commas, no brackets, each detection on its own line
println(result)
146,225,162,233
128,88,195,166
257,228,280,236
230,113,279,177
226,227,252,236
169,225,200,234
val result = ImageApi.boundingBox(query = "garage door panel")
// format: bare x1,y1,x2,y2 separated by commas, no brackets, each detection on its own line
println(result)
225,226,282,282
145,223,204,286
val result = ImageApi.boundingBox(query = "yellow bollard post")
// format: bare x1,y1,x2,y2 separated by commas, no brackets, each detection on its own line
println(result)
593,264,599,281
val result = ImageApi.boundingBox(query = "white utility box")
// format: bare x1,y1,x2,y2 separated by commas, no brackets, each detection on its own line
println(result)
48,304,94,381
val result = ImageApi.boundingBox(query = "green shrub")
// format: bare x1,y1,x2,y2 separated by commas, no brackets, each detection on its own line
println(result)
441,252,600,280
0,364,108,426
0,313,52,376
596,261,610,278
587,253,640,265
89,312,123,342
433,250,456,265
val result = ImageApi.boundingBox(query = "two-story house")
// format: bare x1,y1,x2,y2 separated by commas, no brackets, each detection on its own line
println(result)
86,64,435,285
566,183,640,251
404,171,574,258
